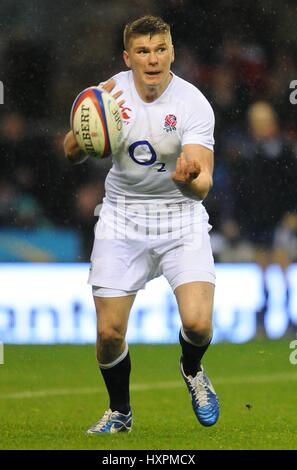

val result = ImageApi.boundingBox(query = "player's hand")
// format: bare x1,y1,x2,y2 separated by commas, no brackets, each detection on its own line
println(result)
63,130,89,164
99,79,125,107
172,153,201,185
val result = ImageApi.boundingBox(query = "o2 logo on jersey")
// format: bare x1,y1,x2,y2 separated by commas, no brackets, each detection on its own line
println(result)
128,140,166,172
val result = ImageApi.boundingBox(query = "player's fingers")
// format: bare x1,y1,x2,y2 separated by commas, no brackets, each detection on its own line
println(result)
190,160,201,179
180,154,189,176
63,130,78,156
186,157,200,178
100,78,116,93
172,158,181,182
187,161,199,178
118,99,125,107
194,159,201,173
112,90,123,100
187,162,197,175
180,153,187,166
175,156,181,175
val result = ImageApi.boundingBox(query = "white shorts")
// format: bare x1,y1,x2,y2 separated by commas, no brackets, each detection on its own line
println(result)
88,217,215,297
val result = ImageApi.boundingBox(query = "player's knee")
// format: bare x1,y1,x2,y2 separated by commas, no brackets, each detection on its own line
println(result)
98,327,125,349
183,321,212,345
96,328,125,363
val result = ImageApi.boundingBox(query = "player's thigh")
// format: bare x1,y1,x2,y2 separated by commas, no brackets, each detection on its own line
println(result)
94,294,136,337
160,220,216,292
174,281,215,332
89,225,152,292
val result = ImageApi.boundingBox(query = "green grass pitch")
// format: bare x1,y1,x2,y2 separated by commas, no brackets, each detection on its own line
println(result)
1,339,297,450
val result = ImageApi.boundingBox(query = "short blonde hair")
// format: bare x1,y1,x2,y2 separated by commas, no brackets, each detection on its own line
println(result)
123,15,171,50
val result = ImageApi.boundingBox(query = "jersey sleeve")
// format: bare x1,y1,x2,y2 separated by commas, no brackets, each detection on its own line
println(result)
182,91,215,150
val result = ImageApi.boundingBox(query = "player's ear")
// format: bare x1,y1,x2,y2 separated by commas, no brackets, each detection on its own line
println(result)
123,50,131,69
171,46,175,64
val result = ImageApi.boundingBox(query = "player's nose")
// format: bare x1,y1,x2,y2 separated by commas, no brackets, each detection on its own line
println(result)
148,51,158,64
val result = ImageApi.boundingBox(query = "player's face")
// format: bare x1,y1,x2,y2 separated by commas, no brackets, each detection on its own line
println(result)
123,32,174,98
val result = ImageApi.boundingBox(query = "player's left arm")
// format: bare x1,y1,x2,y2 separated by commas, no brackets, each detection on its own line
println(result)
172,144,214,201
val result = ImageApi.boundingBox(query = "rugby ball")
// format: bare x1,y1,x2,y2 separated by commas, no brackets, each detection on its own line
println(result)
70,86,123,158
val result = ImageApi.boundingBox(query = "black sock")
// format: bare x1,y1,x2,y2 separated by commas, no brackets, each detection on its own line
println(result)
100,350,131,415
179,329,211,377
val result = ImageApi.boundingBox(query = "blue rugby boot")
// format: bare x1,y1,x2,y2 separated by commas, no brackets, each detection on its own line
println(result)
86,408,132,434
180,360,219,427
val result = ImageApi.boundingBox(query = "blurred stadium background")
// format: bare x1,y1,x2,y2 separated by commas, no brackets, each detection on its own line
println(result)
1,0,297,450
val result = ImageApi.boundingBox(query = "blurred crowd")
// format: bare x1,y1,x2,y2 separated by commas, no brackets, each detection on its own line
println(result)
1,0,297,270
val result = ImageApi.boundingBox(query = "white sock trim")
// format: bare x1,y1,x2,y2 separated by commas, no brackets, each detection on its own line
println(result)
98,343,129,369
180,327,201,346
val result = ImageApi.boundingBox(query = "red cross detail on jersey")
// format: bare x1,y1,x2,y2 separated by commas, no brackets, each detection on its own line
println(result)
120,104,132,122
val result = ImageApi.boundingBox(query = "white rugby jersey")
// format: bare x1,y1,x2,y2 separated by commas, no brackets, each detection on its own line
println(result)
99,70,215,237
